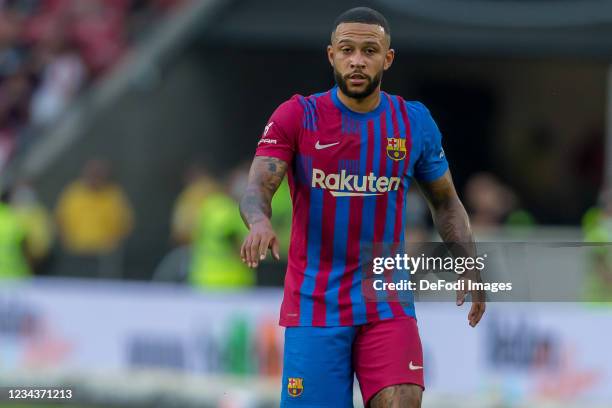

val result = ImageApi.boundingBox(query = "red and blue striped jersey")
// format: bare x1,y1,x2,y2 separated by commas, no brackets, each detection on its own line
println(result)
255,86,448,327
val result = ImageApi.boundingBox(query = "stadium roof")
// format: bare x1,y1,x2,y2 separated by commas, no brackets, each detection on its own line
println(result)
199,0,612,58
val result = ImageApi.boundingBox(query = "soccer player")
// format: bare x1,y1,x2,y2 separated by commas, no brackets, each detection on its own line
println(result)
239,7,485,407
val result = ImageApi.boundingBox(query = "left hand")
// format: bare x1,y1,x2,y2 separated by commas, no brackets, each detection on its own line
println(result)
456,273,486,327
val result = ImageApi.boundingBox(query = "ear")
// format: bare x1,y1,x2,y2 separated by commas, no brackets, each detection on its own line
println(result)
384,48,395,71
327,44,334,67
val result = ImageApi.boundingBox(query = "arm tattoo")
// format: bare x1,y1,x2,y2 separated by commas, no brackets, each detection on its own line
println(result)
239,156,288,227
417,171,476,258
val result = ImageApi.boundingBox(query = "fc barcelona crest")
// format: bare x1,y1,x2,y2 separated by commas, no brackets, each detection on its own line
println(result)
287,377,304,397
387,137,406,161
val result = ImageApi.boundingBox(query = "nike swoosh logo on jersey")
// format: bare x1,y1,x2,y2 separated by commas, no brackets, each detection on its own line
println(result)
315,141,340,150
409,361,423,371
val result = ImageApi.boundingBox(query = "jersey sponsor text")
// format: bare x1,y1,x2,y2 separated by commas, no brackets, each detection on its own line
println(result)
311,168,400,197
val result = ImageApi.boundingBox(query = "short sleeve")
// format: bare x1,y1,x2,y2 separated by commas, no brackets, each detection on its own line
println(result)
413,103,449,182
255,95,303,165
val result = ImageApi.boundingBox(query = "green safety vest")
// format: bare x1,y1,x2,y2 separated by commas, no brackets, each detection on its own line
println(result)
581,207,612,303
189,193,254,288
271,179,292,258
0,203,30,279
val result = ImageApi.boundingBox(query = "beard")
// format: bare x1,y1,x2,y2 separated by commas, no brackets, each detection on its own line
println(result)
334,68,383,100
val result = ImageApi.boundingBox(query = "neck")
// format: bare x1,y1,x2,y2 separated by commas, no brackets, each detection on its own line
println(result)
337,86,381,113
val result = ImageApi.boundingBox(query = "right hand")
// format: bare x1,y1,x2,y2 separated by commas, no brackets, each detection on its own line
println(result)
240,219,280,268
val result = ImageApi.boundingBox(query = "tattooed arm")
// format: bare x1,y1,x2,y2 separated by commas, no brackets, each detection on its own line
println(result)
239,156,289,268
417,169,486,327
417,170,474,248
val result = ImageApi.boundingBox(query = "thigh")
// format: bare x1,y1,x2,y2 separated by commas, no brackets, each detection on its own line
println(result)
369,384,422,408
281,326,357,407
353,317,424,406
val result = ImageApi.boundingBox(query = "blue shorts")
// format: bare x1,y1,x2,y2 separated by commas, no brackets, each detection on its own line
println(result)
280,318,424,407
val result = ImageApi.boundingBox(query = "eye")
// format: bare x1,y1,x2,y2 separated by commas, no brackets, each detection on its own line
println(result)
365,48,376,55
341,47,352,53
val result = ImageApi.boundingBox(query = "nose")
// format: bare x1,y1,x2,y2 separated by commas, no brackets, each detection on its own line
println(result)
349,51,366,70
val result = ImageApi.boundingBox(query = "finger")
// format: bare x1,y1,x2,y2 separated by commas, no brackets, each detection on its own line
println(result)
475,302,486,325
469,302,486,327
241,236,251,264
468,303,478,327
469,302,482,320
271,238,280,260
249,235,262,267
259,234,271,261
244,235,253,267
468,304,478,327
240,238,247,263
456,287,467,306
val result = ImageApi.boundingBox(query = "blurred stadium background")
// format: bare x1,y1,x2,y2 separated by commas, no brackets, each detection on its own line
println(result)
0,0,611,407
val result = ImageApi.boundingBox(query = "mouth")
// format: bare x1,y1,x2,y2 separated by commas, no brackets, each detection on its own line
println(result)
347,73,368,86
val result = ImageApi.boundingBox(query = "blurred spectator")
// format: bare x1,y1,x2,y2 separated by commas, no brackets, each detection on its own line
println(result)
0,6,26,78
157,161,250,284
582,186,612,302
0,131,14,169
189,165,253,289
55,158,133,278
0,69,33,167
0,0,187,171
23,0,127,76
170,162,218,246
65,0,127,76
29,22,85,126
151,244,190,282
465,173,511,230
270,179,291,259
9,178,53,272
0,186,31,279
227,161,249,202
465,172,535,231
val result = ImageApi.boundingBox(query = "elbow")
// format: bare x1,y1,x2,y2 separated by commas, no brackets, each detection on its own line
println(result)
433,195,465,215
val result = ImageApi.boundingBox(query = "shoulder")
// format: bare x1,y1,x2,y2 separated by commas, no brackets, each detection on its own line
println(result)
277,93,323,113
270,90,329,129
278,94,304,110
61,181,84,197
279,91,329,113
382,93,434,121
104,184,128,199
269,94,305,125
401,99,433,121
399,99,440,136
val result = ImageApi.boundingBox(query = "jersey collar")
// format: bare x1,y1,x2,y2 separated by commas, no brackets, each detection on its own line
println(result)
330,85,389,120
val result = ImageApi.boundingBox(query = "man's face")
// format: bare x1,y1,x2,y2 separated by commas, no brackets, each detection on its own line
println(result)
83,159,110,189
327,22,394,100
